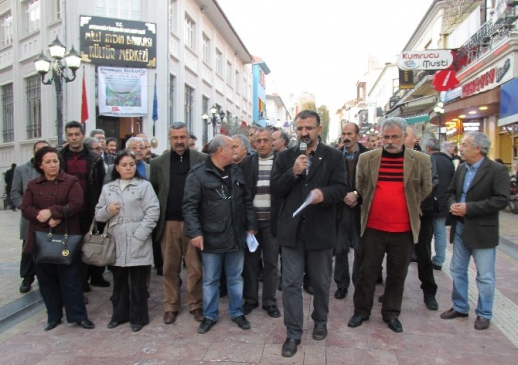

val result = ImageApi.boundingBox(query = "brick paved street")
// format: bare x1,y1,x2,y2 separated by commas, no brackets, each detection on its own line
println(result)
1,208,518,364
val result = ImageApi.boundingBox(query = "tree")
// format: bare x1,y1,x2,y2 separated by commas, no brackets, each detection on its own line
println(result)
317,105,330,143
301,101,316,111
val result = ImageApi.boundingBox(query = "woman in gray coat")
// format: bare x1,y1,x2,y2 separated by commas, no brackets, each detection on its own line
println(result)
95,151,159,332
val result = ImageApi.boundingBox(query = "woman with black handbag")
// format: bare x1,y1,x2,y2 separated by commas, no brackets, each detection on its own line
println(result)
95,150,159,332
21,146,95,331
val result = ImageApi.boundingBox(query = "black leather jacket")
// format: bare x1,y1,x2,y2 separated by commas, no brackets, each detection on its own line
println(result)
182,158,258,253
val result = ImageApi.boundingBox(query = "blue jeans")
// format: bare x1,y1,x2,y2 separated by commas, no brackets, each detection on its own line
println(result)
450,222,496,319
201,250,244,321
432,216,447,266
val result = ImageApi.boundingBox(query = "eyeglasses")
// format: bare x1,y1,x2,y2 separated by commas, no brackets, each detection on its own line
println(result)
296,126,318,132
382,135,403,141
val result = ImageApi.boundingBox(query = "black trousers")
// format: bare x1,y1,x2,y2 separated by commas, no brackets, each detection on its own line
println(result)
243,220,279,306
20,240,35,279
416,215,438,296
353,228,414,320
110,265,150,325
35,260,88,323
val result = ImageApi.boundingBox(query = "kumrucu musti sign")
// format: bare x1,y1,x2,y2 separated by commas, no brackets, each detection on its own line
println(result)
80,15,157,69
397,50,455,71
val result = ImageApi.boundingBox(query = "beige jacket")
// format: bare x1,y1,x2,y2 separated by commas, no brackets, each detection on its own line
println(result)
356,148,432,243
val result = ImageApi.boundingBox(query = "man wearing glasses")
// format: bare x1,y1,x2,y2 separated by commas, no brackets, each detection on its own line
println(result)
348,117,431,333
271,110,347,357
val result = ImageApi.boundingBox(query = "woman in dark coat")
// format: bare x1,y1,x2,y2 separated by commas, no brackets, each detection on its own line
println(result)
21,146,95,331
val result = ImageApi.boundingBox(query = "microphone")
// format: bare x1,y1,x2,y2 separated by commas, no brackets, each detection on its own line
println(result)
299,142,309,175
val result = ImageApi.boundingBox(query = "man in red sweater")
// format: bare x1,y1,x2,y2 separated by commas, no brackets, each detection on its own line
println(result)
347,117,432,333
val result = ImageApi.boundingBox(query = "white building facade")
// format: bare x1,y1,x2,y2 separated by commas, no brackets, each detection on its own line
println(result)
0,0,254,188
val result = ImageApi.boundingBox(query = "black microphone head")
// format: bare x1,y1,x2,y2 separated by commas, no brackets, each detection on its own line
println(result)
299,142,307,154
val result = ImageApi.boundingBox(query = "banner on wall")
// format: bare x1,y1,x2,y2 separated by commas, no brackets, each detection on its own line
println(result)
98,67,148,117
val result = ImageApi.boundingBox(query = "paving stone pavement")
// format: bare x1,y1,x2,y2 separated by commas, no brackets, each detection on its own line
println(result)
0,208,518,364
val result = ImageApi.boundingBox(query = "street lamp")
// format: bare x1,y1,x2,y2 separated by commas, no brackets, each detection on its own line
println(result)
434,101,445,146
34,36,81,147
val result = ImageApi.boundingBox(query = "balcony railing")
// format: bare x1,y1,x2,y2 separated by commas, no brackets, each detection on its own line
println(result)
456,10,517,72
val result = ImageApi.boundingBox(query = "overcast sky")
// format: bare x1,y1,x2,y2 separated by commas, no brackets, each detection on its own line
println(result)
217,0,434,116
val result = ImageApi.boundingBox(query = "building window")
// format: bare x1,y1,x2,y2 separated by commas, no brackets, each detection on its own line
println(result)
1,12,12,48
169,0,178,34
50,0,61,22
2,83,13,142
235,70,240,91
26,75,41,140
169,75,175,125
24,0,40,35
215,48,223,76
226,61,232,85
184,84,194,131
184,14,195,49
202,33,210,64
95,0,142,20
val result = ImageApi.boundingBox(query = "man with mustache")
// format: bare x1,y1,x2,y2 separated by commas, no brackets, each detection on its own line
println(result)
271,110,347,357
150,122,206,325
333,122,369,300
348,117,431,333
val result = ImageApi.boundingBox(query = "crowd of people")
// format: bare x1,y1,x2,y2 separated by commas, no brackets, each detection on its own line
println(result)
9,111,510,357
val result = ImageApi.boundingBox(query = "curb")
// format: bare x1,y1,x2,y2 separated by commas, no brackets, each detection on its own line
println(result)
0,290,44,334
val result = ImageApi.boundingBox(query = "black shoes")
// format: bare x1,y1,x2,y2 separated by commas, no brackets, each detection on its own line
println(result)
424,295,439,310
334,288,347,299
131,324,144,332
198,318,217,334
107,320,127,329
312,325,328,340
378,294,385,303
19,278,34,294
432,264,442,271
90,278,110,287
303,281,314,295
281,338,301,357
262,305,281,318
384,318,403,333
77,319,95,329
232,315,251,330
44,320,61,331
348,314,368,328
242,302,258,315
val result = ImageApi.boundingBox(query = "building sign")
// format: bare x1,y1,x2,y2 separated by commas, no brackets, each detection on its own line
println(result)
98,67,148,117
399,69,414,89
463,121,481,132
80,16,157,68
462,57,512,98
397,50,455,71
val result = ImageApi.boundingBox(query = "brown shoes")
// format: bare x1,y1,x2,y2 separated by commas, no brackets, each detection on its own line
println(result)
440,308,469,319
163,311,178,324
474,316,490,330
190,308,204,322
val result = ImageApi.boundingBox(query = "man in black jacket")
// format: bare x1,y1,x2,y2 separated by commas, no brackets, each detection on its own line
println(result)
271,110,347,357
425,138,455,270
183,135,258,334
241,128,280,318
61,121,107,292
334,123,370,299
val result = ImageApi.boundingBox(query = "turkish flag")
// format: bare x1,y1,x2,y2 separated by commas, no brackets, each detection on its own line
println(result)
81,72,89,124
432,69,460,91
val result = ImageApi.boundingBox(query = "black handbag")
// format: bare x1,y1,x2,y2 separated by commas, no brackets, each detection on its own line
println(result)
82,219,116,266
33,207,83,265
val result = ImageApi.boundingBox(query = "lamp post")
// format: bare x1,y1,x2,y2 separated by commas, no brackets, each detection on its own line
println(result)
34,36,81,147
434,101,445,146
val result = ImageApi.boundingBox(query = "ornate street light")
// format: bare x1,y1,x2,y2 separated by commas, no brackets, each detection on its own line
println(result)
34,36,81,147
434,101,445,145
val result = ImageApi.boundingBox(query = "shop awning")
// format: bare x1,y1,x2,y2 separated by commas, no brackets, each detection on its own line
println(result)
499,78,518,127
405,115,430,124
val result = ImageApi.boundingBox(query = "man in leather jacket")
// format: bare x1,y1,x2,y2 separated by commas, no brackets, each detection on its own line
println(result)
183,134,258,334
